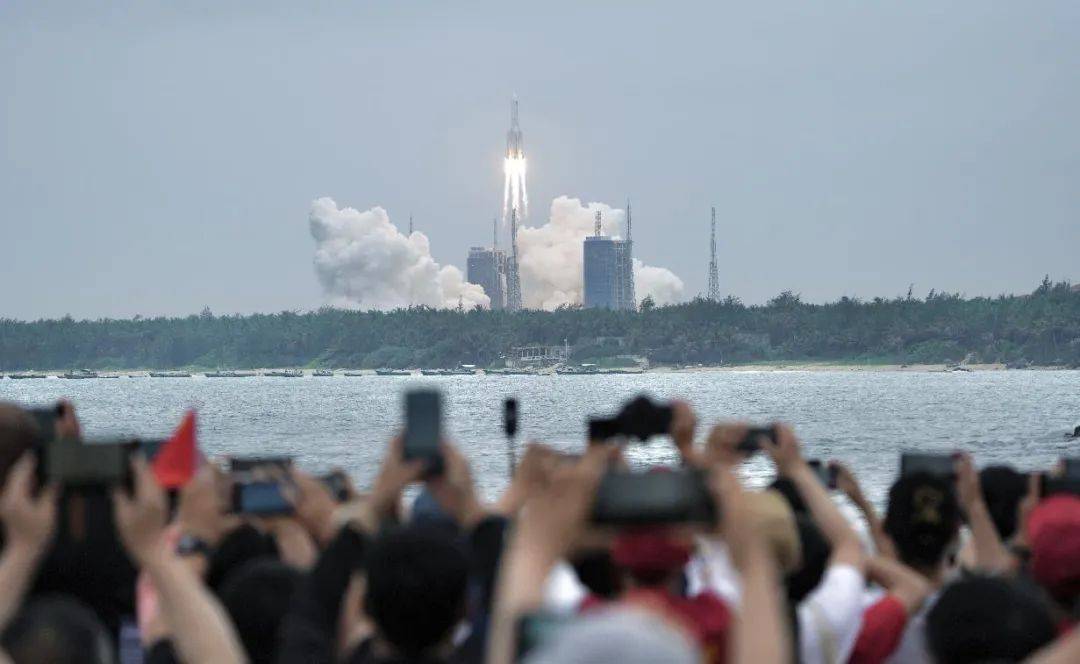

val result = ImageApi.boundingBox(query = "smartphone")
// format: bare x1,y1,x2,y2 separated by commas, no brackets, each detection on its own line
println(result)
229,456,295,473
591,469,716,525
1063,458,1080,478
587,417,621,443
737,426,776,454
900,452,956,479
808,459,838,489
231,480,294,515
404,390,442,471
503,398,519,438
44,438,133,488
318,471,350,502
1041,474,1080,498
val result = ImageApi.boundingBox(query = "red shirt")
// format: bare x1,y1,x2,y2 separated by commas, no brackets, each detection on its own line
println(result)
848,595,908,664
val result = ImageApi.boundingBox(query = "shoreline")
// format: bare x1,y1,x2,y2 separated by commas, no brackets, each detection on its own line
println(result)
652,362,1072,373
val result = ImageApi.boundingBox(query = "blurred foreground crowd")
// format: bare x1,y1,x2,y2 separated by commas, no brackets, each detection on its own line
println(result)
0,398,1077,664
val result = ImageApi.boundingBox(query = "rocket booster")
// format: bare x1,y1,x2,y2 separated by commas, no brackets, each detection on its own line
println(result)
506,95,524,160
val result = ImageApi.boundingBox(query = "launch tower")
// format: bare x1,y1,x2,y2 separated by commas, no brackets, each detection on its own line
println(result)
707,207,720,301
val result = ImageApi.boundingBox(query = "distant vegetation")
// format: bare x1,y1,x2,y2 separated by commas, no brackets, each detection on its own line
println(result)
1,278,1078,370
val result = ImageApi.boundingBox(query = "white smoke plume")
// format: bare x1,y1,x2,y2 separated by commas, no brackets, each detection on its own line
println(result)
309,197,489,310
516,196,684,309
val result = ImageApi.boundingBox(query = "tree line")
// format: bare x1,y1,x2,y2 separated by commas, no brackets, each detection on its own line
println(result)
1,278,1078,371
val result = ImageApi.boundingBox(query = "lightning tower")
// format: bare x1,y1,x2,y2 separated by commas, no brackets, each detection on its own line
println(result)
707,207,720,301
505,208,523,310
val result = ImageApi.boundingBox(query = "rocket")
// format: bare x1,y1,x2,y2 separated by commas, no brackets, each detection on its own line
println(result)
506,95,524,160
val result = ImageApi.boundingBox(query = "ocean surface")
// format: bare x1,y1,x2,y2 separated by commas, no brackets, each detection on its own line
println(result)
3,371,1078,505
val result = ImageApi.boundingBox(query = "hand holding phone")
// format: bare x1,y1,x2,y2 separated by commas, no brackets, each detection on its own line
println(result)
736,426,777,454
591,469,716,525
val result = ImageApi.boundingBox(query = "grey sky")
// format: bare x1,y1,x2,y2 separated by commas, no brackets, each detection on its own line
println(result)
2,1,1078,320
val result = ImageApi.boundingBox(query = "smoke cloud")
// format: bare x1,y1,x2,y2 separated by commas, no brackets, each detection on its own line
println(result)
309,197,489,310
516,196,684,309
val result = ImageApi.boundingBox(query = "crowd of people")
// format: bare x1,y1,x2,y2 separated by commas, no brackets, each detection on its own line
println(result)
0,397,1077,664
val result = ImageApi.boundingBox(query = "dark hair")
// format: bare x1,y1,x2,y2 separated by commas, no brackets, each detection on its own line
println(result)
785,515,830,603
364,526,468,656
219,559,302,664
206,524,280,592
927,575,1056,664
768,477,808,515
0,404,41,485
571,549,624,599
884,473,961,570
1,595,115,664
978,466,1027,540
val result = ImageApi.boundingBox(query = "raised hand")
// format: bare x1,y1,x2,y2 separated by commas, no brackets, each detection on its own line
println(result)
427,441,483,528
113,455,169,567
369,436,426,521
0,453,58,555
760,423,805,476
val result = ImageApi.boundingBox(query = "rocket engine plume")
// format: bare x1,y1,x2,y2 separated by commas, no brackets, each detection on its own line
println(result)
503,95,528,221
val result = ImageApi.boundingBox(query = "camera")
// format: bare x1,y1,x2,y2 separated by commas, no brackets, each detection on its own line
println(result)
587,395,673,442
591,468,716,525
900,452,957,479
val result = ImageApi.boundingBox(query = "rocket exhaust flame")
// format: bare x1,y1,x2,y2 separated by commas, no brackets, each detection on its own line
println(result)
503,96,528,220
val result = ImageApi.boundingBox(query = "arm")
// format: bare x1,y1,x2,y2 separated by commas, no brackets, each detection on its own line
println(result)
0,454,58,630
1026,625,1080,664
114,456,247,664
865,556,929,615
832,461,895,559
711,465,789,664
486,445,608,664
954,453,1013,574
764,425,866,572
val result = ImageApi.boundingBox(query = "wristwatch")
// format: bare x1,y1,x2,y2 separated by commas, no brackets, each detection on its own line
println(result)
176,534,213,558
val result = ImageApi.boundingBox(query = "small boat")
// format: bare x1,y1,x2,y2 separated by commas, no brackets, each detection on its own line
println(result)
204,370,257,378
342,370,366,377
61,369,98,379
264,369,303,377
313,369,334,377
375,368,412,376
149,371,192,378
7,372,47,380
421,369,449,376
447,367,476,375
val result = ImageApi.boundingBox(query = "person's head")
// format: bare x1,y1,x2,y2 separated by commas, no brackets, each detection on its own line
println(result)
0,403,40,485
926,575,1056,664
1026,494,1080,610
1,595,115,664
747,490,801,576
978,466,1027,540
219,558,302,664
364,525,469,657
206,523,280,592
523,607,699,664
884,473,961,574
611,528,693,587
570,548,623,600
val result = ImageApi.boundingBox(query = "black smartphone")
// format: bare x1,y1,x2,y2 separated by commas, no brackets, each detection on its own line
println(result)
737,426,776,454
44,438,134,488
616,396,674,441
1041,475,1080,498
808,459,838,489
404,390,442,471
504,398,519,438
229,456,295,473
318,471,350,502
1062,458,1080,478
900,452,956,479
591,469,716,525
231,480,294,515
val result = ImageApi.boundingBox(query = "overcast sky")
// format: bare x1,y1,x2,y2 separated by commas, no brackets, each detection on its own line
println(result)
2,1,1078,320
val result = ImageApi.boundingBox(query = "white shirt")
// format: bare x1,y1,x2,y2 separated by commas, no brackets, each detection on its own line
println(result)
797,564,866,664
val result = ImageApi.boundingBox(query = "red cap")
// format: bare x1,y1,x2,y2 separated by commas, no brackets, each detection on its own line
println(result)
612,528,693,574
1026,495,1080,602
152,410,200,489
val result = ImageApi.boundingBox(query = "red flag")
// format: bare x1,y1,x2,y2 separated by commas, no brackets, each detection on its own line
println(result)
153,410,199,489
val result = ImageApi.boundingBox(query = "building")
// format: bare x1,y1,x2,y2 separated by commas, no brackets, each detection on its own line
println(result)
467,246,507,309
582,209,636,311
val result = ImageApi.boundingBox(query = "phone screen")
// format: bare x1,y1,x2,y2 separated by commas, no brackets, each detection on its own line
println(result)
900,452,956,479
404,390,441,460
229,456,295,473
46,440,130,486
233,481,293,515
